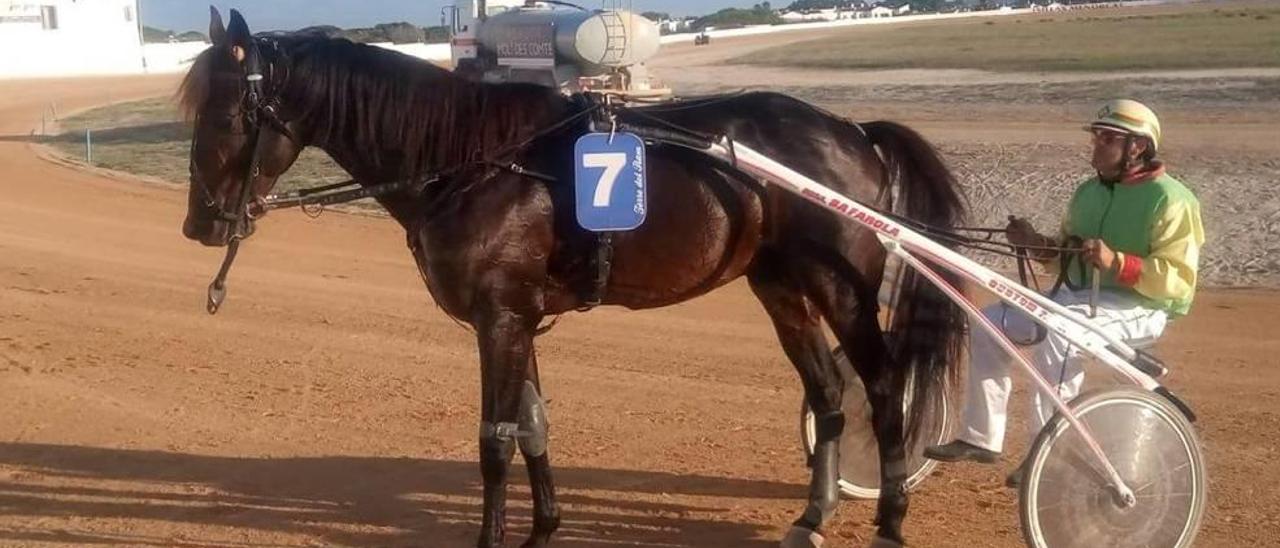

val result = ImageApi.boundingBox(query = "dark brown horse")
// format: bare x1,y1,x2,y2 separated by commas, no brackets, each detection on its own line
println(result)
180,8,966,548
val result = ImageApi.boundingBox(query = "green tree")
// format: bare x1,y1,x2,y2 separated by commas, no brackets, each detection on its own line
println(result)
424,25,451,43
909,0,943,13
374,22,425,44
694,5,783,30
141,25,174,43
176,31,209,42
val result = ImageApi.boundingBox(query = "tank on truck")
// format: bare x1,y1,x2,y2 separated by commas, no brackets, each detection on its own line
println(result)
443,1,670,100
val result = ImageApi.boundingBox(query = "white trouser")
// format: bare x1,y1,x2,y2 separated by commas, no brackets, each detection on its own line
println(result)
958,289,1168,453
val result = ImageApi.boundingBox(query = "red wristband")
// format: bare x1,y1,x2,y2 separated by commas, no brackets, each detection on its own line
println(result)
1116,253,1143,286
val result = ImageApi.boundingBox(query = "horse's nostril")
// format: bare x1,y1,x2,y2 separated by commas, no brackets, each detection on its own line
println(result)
183,217,203,240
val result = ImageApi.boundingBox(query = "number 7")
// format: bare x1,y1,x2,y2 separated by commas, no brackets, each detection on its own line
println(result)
582,152,628,207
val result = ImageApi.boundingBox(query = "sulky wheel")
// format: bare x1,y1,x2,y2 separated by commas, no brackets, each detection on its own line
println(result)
800,346,950,499
1019,387,1207,548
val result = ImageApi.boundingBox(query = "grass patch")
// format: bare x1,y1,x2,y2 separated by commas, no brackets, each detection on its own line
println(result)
732,4,1280,72
47,98,351,194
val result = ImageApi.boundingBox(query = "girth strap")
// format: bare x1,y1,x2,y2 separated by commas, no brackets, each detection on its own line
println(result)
579,232,614,311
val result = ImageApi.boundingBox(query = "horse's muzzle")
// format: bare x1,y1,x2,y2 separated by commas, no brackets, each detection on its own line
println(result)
183,215,234,247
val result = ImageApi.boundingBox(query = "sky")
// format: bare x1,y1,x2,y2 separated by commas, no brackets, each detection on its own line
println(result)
141,1,762,33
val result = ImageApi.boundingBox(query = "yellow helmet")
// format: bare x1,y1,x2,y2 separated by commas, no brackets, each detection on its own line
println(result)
1089,99,1162,152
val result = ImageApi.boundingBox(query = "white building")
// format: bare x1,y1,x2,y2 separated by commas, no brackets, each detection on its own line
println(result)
869,6,894,17
780,8,840,22
657,17,693,34
0,0,144,79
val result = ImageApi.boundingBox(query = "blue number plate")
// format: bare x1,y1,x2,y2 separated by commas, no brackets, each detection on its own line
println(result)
574,132,647,232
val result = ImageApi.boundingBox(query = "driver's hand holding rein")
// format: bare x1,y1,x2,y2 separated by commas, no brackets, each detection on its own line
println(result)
924,99,1206,487
1006,217,1118,271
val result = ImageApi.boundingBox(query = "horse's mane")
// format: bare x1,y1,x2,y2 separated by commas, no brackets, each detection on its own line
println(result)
179,35,568,181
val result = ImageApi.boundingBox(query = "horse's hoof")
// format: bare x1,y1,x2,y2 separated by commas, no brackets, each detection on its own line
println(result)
869,534,904,548
780,526,825,548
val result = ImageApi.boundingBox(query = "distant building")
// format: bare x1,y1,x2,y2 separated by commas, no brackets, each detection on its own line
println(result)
657,18,693,34
780,10,809,22
780,8,841,22
0,0,145,78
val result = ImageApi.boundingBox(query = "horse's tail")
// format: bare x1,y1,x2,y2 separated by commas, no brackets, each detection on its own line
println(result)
863,120,968,441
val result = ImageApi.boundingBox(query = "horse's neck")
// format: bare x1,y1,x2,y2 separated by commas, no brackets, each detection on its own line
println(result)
292,69,565,227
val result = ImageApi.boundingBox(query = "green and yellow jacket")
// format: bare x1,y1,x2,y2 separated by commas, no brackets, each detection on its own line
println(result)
1060,164,1205,317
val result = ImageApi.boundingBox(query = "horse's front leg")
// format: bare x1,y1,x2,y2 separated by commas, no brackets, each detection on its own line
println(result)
474,296,543,548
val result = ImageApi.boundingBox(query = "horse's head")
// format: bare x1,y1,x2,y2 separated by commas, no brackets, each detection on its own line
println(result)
180,7,303,246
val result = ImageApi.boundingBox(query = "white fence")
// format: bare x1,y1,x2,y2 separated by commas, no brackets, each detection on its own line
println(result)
658,1,1170,45
660,8,1028,45
141,42,212,73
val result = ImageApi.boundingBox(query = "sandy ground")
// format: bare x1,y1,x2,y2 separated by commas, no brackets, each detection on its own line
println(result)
1,34,1279,548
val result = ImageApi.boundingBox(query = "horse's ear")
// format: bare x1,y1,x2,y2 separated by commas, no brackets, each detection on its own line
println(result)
226,8,252,47
225,8,253,62
208,6,226,46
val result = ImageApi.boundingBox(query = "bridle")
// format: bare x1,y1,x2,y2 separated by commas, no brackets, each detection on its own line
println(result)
192,36,295,314
189,37,294,226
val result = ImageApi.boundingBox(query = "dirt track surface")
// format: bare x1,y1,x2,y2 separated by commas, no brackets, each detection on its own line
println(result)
2,70,1279,548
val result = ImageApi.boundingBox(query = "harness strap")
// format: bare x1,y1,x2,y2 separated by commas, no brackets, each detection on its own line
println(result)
579,233,614,311
262,103,601,214
1051,235,1088,295
1000,247,1051,346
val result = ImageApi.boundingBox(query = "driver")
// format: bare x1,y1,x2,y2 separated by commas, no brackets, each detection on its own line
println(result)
924,99,1205,486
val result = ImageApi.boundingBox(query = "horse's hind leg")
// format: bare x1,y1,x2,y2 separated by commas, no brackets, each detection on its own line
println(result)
747,253,844,548
519,351,560,547
841,313,909,547
802,268,910,547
